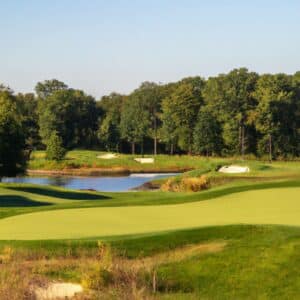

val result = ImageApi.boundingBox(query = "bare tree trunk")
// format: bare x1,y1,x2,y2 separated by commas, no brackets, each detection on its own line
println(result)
188,133,192,155
239,124,242,156
241,125,245,160
152,270,157,293
170,143,174,155
131,142,135,155
141,139,144,157
269,134,272,162
154,115,157,156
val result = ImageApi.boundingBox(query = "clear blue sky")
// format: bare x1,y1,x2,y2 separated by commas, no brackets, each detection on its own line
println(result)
1,0,300,98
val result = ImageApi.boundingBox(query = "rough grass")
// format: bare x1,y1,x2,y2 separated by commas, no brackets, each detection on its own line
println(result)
1,225,300,299
155,226,300,299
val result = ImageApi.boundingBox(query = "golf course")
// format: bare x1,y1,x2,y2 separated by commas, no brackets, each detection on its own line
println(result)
2,1,300,298
1,187,300,240
1,155,300,299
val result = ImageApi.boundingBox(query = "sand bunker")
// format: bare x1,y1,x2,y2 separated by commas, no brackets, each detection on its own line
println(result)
134,157,154,164
97,153,118,159
218,165,250,173
35,282,83,300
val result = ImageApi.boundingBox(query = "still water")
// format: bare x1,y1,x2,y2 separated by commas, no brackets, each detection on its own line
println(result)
2,173,177,192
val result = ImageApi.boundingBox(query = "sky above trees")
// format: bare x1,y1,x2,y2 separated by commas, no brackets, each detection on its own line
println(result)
0,0,300,97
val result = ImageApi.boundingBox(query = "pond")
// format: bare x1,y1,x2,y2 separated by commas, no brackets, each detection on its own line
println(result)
2,173,177,192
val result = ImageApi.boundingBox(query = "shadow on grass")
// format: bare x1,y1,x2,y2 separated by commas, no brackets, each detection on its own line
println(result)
203,179,300,201
5,186,110,201
0,195,51,207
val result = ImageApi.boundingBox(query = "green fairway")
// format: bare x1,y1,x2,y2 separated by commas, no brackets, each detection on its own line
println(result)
1,187,299,240
28,150,300,176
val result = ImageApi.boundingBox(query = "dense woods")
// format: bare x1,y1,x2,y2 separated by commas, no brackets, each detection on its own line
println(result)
1,68,300,174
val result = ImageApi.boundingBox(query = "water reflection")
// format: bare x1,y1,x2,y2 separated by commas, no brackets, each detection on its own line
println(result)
2,173,177,192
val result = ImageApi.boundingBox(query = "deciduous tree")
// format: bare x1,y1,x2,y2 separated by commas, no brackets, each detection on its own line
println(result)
0,91,26,178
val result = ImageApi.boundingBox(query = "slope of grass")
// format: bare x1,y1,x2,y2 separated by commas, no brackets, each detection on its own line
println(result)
155,225,300,300
0,186,299,240
1,178,300,221
1,225,300,299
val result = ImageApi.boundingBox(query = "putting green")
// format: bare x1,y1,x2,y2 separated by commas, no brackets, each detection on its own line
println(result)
0,187,300,240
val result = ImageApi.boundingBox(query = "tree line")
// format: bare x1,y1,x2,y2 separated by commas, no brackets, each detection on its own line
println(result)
101,68,300,160
1,68,300,176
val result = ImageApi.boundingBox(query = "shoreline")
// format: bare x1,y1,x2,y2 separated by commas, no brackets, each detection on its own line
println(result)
131,181,161,191
27,167,190,177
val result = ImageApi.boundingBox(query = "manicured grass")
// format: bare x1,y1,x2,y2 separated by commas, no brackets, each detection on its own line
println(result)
1,179,300,220
29,150,228,172
0,187,299,239
29,150,300,175
29,150,300,172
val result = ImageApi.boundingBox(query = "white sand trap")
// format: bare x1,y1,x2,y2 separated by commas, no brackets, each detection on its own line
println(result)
134,157,154,164
130,173,177,178
97,153,118,159
35,283,83,300
218,165,250,174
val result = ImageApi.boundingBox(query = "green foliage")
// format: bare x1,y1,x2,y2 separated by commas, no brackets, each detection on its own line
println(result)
120,94,150,154
38,89,98,149
253,74,299,159
135,82,163,154
2,69,300,158
193,108,222,155
15,93,41,150
161,80,204,153
0,92,26,177
45,132,66,161
98,93,124,152
35,79,68,100
203,68,258,155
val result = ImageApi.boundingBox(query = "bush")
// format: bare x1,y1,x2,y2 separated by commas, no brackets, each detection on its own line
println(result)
161,178,180,192
161,176,209,192
46,132,66,161
180,176,210,192
82,242,150,297
82,242,114,289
